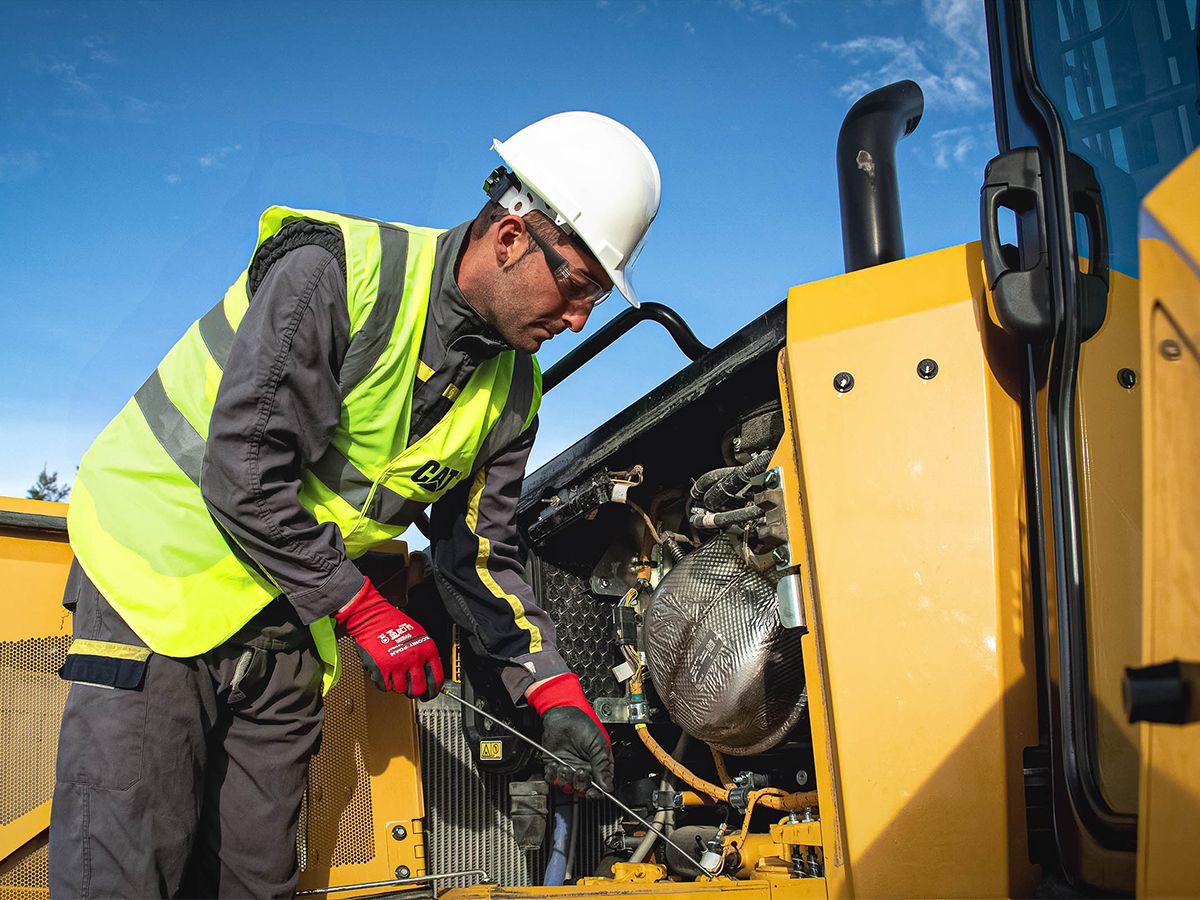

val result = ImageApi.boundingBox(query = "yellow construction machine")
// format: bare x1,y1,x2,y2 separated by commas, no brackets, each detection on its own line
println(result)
2,0,1197,896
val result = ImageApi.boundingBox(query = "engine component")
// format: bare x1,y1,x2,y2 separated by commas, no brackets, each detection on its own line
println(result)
644,534,807,755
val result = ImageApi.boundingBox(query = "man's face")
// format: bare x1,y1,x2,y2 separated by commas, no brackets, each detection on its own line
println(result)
481,218,613,353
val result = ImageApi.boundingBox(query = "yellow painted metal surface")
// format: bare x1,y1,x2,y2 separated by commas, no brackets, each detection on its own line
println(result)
0,497,428,897
780,244,1038,897
1135,146,1200,899
0,498,71,898
1075,268,1143,815
443,878,829,899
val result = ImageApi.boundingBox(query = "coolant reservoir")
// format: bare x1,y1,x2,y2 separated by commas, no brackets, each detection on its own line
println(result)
644,534,806,755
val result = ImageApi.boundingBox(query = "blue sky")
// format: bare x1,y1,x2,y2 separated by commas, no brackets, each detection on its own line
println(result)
0,0,997,498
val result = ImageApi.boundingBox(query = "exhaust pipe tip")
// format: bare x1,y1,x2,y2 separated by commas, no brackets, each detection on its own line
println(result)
836,79,925,273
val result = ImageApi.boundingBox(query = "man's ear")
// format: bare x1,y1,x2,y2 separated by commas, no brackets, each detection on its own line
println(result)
494,214,529,270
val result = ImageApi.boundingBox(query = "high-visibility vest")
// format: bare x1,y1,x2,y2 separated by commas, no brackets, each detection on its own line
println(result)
68,207,541,691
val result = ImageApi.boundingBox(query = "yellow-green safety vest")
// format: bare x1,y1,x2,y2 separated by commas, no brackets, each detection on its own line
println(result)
68,207,541,691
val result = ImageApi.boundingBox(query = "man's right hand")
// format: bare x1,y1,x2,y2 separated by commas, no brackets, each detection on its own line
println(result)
333,577,444,700
527,673,614,798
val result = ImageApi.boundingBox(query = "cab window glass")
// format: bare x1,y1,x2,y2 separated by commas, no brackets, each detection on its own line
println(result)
1028,0,1199,275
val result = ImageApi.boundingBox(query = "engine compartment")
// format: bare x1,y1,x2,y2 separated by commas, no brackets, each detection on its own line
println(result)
438,299,822,884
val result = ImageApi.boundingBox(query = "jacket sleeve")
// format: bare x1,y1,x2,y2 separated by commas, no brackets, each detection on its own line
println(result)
200,242,367,624
429,417,572,703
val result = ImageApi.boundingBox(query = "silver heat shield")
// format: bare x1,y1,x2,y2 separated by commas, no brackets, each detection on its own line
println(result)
644,534,806,755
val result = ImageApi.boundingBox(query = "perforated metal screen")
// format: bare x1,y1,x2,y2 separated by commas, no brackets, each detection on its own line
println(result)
0,636,70,896
297,635,376,873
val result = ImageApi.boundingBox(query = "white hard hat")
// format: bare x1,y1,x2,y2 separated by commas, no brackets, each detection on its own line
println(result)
491,111,661,307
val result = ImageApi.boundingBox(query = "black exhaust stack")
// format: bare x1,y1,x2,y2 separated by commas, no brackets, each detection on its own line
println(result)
836,80,925,272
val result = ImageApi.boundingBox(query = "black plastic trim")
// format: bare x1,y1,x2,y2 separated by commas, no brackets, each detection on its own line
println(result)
1001,0,1136,854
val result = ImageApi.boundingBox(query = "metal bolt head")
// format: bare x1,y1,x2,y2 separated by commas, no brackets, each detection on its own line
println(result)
801,806,817,823
795,769,810,787
1161,340,1182,361
764,469,781,489
833,372,854,393
772,546,790,566
1117,368,1137,389
395,865,411,879
391,824,408,841
917,358,939,380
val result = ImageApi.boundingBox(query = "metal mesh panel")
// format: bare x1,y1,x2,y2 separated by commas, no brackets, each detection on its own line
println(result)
0,636,70,897
533,560,619,701
297,635,375,872
0,843,49,892
417,689,622,887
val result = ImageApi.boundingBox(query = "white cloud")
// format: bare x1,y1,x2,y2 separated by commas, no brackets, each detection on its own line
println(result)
724,0,801,28
822,1,990,112
0,149,44,182
164,173,181,184
684,20,696,34
82,36,119,65
931,126,976,168
198,144,243,168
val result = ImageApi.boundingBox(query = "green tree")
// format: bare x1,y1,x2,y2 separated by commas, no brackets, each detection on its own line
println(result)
27,465,70,502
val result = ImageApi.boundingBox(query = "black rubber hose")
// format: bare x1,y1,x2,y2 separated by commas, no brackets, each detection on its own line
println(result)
690,466,738,500
689,505,764,531
700,450,772,512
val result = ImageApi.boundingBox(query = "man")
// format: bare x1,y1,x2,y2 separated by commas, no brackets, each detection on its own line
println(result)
50,111,661,898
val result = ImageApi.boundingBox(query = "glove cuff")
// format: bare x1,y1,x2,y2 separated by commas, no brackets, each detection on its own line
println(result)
527,673,610,746
332,576,376,625
526,672,587,715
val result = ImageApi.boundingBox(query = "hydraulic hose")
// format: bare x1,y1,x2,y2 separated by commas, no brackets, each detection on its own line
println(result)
699,450,773,512
634,724,818,812
629,733,688,864
689,505,764,531
542,803,571,886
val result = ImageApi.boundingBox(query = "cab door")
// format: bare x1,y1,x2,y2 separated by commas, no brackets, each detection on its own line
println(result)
983,0,1199,891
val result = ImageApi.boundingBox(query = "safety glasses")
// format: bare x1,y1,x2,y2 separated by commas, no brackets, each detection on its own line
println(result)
526,227,612,310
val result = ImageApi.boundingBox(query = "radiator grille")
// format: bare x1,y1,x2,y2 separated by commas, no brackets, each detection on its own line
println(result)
417,688,621,887
297,635,376,872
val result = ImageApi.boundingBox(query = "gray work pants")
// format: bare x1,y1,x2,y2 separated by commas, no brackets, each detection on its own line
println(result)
49,562,325,899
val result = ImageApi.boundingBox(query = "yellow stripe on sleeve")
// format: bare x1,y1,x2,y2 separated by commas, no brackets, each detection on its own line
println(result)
465,470,542,653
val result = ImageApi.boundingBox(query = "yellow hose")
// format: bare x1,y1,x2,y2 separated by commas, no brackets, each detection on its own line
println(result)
635,723,819,812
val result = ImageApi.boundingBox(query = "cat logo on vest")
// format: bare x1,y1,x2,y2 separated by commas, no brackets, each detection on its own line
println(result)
411,460,462,492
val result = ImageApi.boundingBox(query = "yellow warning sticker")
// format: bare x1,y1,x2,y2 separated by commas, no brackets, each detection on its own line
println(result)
479,740,503,760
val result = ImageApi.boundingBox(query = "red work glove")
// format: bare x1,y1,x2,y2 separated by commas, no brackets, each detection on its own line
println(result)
527,673,613,799
333,577,444,701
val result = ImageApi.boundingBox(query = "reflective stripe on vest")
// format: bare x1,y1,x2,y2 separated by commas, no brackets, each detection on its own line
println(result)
68,207,541,692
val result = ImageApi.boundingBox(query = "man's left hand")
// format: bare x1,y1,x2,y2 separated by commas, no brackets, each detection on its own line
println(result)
527,673,613,799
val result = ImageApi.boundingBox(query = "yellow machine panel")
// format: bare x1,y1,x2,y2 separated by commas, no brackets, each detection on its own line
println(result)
0,499,429,899
780,243,1038,898
1134,146,1200,899
1075,269,1143,816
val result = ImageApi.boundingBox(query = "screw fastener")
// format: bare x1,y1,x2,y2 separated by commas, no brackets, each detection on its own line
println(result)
1117,368,1137,389
391,824,408,841
833,372,854,393
1161,340,1182,361
395,865,411,879
917,358,938,380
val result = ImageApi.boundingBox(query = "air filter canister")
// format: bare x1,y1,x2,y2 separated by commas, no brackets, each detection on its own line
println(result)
644,534,806,755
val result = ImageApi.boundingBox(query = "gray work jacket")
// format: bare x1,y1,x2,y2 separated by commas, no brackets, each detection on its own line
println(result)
200,219,569,701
